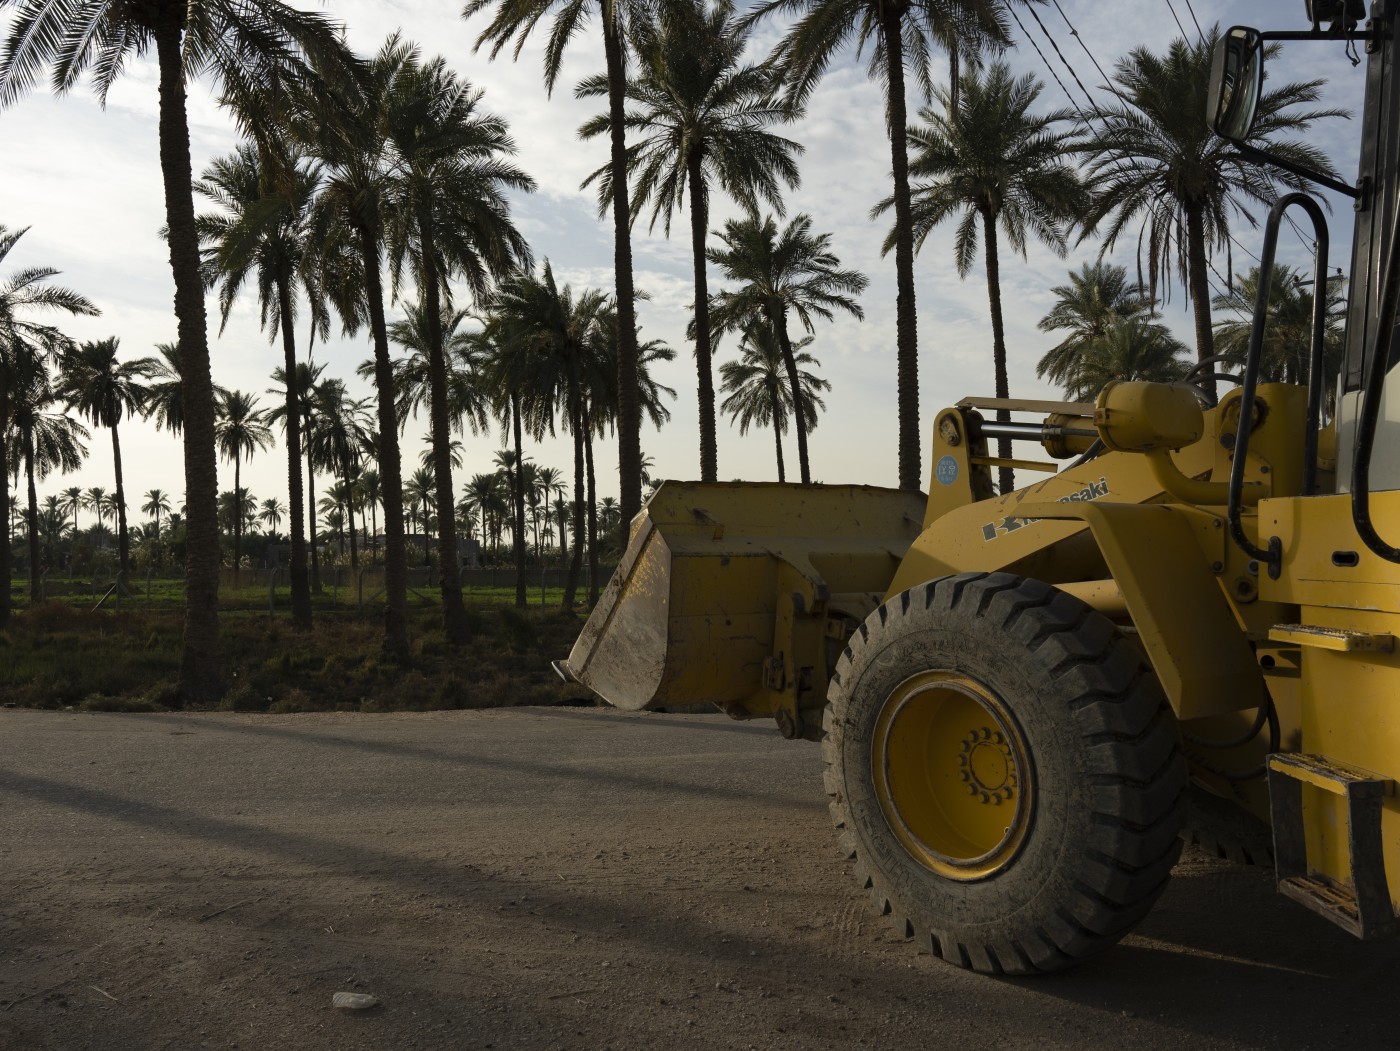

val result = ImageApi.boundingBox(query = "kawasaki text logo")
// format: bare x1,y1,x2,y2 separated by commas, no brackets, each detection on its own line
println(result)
981,477,1109,541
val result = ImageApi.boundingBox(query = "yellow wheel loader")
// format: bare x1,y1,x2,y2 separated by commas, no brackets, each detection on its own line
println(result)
558,1,1400,974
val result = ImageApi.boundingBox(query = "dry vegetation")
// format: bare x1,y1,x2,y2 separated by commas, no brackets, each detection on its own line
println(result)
0,601,593,713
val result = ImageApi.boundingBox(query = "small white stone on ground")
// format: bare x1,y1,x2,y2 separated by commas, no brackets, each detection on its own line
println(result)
332,992,380,1011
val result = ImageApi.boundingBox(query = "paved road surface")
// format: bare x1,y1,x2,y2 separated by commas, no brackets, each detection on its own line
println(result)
2,707,1399,1050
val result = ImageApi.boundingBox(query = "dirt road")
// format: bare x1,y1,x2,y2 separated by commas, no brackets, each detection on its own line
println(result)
2,707,1399,1050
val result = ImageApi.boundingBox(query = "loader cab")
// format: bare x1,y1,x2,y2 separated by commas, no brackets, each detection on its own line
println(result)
1208,4,1400,569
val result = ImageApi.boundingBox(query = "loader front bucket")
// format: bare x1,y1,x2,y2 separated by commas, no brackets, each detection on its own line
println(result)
560,482,925,721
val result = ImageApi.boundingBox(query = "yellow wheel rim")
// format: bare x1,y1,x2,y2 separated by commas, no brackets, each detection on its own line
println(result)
872,671,1035,881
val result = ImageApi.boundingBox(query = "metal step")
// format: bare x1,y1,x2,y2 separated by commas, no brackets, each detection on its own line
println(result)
1268,624,1395,653
1268,753,1397,939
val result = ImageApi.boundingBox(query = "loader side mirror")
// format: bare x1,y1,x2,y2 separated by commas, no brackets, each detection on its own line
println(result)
1209,26,1264,142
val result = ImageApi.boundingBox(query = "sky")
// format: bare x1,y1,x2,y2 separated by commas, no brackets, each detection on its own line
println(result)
0,0,1371,521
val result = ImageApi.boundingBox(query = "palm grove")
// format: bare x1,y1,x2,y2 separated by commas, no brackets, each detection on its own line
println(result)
0,1,1344,703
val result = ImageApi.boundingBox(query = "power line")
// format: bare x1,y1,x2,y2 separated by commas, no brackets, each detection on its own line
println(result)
1182,0,1206,44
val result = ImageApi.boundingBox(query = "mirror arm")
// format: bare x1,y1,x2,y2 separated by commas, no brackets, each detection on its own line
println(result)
1231,142,1362,199
1257,29,1379,43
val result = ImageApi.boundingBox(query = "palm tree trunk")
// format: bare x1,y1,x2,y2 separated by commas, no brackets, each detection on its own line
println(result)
557,502,568,563
25,440,39,604
0,385,11,626
584,416,599,606
769,386,787,483
232,450,242,586
687,150,718,482
511,394,528,610
563,401,586,612
981,208,1014,495
307,450,322,593
881,7,922,493
155,23,222,703
112,423,130,582
344,471,359,571
1185,203,1216,397
276,277,312,629
770,307,811,484
603,14,643,529
357,217,410,663
416,219,468,639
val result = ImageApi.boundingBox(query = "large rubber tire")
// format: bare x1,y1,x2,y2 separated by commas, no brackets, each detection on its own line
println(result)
823,572,1186,975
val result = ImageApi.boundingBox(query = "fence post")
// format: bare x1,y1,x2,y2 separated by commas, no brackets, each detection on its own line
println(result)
269,567,279,616
357,566,366,613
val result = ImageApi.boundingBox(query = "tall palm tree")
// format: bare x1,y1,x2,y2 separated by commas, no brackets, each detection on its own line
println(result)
895,63,1085,493
7,375,88,600
719,324,828,481
61,484,83,536
578,0,802,483
0,224,96,622
58,337,156,578
1035,262,1151,391
0,0,355,702
484,264,608,609
83,486,108,532
749,0,1012,492
299,36,414,662
379,43,533,640
214,390,273,582
260,497,287,537
270,359,326,591
143,489,173,538
579,306,674,601
307,379,371,572
1212,264,1347,401
196,141,327,631
707,213,865,485
466,0,649,529
1078,27,1345,383
463,471,504,561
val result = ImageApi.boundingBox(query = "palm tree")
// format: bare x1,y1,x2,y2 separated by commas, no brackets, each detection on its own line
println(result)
750,0,1012,493
141,342,212,438
270,359,326,591
1048,315,1191,402
356,469,382,544
484,264,609,609
1035,262,1151,392
894,63,1085,493
58,337,156,579
466,0,649,529
83,486,108,532
260,497,287,537
1078,27,1345,383
61,484,83,536
1212,265,1347,403
719,323,829,481
196,141,327,631
307,379,371,572
7,375,88,600
0,224,97,623
578,0,802,483
707,213,865,485
0,0,356,702
463,472,504,561
377,43,533,640
143,489,173,538
299,36,414,662
214,390,273,584
579,306,674,601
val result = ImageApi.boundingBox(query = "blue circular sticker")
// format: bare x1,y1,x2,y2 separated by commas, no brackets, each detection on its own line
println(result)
935,455,959,487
